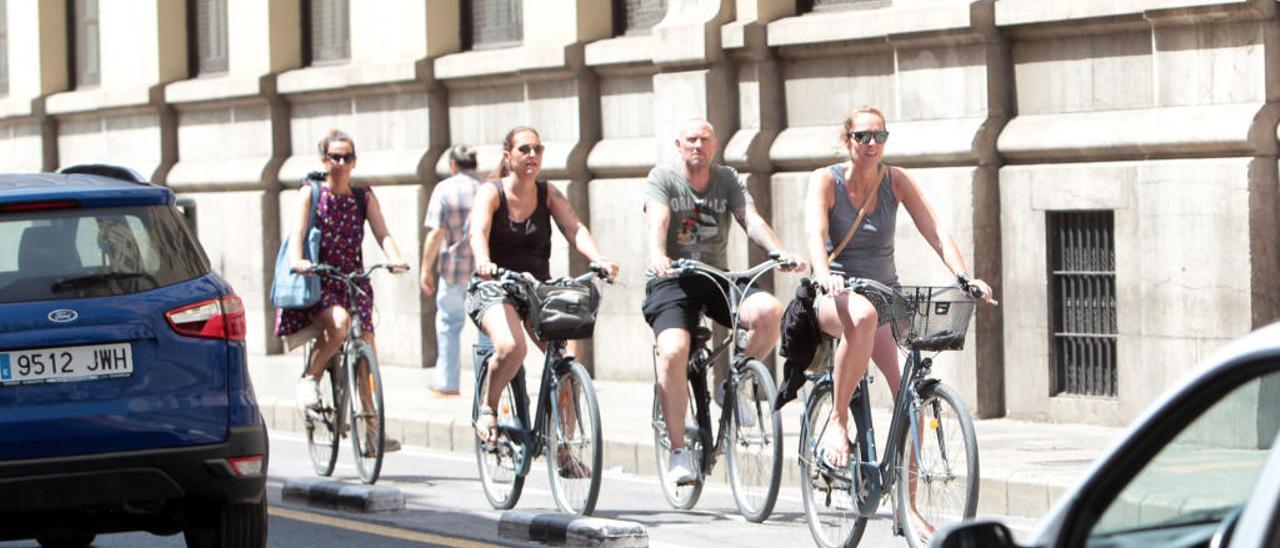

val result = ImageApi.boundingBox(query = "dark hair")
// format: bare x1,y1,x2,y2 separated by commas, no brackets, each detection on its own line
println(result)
317,129,356,158
448,144,478,170
839,106,886,148
489,126,540,180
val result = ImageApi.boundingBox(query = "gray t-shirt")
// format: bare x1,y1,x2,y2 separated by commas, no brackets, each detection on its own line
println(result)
643,164,752,270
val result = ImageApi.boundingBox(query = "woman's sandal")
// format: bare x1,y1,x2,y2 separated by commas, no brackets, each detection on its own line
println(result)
819,430,852,469
474,408,498,444
556,452,592,479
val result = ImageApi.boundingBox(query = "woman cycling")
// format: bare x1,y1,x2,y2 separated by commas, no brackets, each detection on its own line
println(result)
466,126,619,474
276,129,410,453
803,106,994,468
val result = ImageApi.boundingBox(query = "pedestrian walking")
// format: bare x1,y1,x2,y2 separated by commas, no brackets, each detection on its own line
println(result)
420,144,481,397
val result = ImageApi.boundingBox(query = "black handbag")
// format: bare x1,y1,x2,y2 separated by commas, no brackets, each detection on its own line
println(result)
528,279,600,341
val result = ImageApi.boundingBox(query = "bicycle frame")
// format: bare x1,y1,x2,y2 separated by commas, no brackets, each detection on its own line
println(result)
803,338,937,519
472,339,575,477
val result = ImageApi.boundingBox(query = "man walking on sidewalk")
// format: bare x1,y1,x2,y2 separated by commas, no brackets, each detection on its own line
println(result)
421,144,481,396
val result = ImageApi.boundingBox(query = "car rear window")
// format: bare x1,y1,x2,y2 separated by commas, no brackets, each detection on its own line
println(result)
0,205,210,303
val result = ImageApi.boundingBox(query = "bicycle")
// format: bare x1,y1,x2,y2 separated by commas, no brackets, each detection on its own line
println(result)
300,262,400,485
471,264,611,516
650,254,793,523
799,275,988,547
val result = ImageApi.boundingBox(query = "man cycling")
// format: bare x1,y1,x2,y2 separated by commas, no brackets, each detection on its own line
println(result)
642,119,805,486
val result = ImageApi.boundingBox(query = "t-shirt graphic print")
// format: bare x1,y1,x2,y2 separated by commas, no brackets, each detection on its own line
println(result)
644,164,752,271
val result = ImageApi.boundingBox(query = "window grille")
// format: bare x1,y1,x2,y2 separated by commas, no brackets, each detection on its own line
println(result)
1048,211,1117,398
70,0,99,88
463,0,522,50
614,0,666,36
303,0,349,65
798,0,889,12
0,0,8,95
189,0,228,76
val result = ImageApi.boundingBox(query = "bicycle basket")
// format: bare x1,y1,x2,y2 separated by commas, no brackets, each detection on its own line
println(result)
528,278,600,341
897,286,977,351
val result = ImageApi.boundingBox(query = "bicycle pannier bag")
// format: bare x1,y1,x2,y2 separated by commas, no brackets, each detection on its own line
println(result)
270,179,323,309
528,279,600,340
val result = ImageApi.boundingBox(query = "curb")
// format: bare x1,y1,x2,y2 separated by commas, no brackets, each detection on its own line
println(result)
499,510,648,547
281,477,406,513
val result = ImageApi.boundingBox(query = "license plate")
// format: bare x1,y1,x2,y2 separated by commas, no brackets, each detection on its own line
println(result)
0,343,134,385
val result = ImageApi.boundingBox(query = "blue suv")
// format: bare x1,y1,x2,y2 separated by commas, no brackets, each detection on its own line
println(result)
0,165,268,547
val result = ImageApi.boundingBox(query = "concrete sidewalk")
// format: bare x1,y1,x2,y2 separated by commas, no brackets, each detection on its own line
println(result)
248,350,1122,522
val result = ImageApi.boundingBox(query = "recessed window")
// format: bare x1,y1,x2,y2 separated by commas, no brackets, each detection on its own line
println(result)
302,0,349,65
69,0,100,88
614,0,666,36
462,0,522,50
1048,211,1118,398
188,0,228,76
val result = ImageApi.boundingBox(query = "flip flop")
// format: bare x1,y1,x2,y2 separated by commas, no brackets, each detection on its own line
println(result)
819,429,851,469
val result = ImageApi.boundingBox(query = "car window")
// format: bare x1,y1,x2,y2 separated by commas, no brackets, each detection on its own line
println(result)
1088,367,1280,543
0,205,209,303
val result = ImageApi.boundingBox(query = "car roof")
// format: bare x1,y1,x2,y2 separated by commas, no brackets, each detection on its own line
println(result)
0,168,173,209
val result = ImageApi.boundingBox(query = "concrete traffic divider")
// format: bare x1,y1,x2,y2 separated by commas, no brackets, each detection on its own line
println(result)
282,477,406,513
499,510,647,546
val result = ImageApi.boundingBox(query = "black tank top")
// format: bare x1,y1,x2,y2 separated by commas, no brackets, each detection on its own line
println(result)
489,179,552,280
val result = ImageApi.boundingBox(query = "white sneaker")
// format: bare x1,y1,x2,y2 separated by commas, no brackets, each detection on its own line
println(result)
716,380,757,428
296,375,321,409
668,448,697,486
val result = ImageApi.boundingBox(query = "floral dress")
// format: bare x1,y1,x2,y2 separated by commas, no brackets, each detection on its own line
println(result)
275,185,375,337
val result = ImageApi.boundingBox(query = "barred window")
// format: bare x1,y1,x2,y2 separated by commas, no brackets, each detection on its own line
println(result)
189,0,228,76
798,0,889,12
69,0,100,88
1048,211,1118,398
0,0,8,95
462,0,522,50
614,0,666,36
303,0,349,65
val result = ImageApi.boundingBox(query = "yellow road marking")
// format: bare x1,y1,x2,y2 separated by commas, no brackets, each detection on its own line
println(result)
268,506,499,547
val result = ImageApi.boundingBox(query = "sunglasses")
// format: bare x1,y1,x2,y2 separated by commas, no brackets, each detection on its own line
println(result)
849,130,890,145
516,144,545,155
326,152,356,164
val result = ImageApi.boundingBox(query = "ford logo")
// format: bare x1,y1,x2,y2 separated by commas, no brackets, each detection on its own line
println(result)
48,309,78,323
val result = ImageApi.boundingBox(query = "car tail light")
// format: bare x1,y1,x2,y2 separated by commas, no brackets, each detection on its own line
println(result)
0,199,79,212
227,456,264,477
166,294,247,341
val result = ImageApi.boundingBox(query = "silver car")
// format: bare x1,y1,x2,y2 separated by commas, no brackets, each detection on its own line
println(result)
933,321,1280,548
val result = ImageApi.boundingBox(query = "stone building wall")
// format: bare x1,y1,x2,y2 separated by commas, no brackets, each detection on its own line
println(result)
1,0,1276,427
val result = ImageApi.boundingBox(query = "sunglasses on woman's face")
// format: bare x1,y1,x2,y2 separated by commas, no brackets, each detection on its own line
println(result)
850,130,890,145
326,152,356,164
516,144,545,155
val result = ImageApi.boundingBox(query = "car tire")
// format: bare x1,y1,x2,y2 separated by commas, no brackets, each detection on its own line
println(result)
183,494,268,548
36,535,95,548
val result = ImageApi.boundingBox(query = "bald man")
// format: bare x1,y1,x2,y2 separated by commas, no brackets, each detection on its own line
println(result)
642,119,804,486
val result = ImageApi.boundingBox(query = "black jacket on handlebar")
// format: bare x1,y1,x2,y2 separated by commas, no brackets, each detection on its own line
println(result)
775,277,821,411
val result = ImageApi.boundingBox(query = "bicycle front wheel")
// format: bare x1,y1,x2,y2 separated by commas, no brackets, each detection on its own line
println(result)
895,381,979,548
800,382,867,548
347,343,386,485
725,359,783,523
545,360,603,516
474,358,526,510
303,342,342,477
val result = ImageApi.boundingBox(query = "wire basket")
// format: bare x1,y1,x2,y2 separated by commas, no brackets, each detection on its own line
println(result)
894,286,978,351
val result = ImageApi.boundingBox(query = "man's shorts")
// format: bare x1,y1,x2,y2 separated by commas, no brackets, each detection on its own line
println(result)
641,275,763,335
465,279,531,327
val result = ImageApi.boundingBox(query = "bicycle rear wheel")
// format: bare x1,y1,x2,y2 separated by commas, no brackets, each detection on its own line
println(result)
347,343,385,484
545,360,602,516
895,381,979,548
725,358,783,523
303,342,343,477
652,384,705,509
800,382,867,548
474,358,526,510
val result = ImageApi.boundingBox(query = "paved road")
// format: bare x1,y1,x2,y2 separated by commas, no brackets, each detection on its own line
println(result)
3,430,957,547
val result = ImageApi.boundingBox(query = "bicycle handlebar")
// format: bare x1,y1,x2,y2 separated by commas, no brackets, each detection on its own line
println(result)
485,262,615,287
669,253,795,283
300,262,403,281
